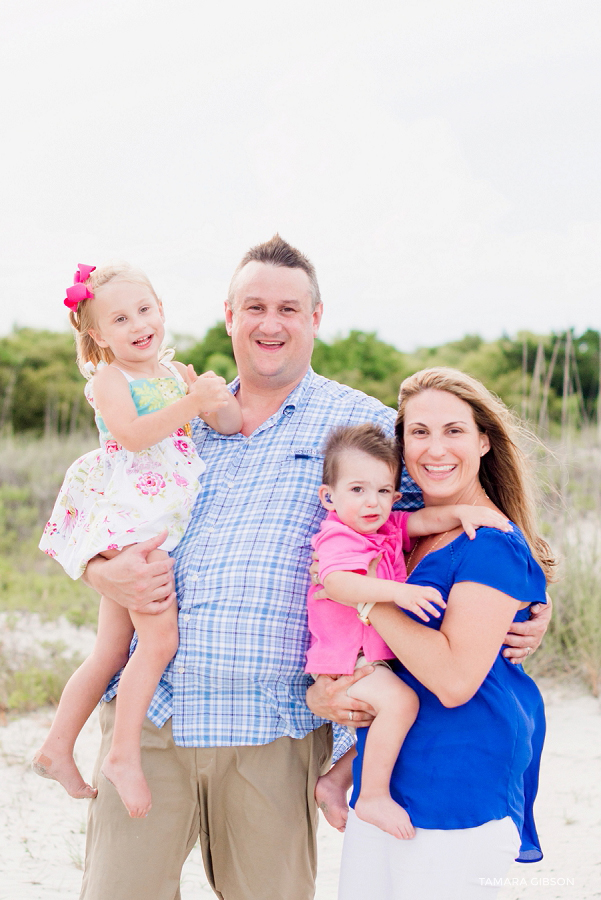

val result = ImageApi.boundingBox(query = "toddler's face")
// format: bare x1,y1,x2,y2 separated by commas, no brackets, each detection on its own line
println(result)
88,279,165,366
319,449,400,534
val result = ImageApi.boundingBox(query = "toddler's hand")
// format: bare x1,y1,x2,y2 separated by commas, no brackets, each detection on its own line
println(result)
189,370,230,415
456,506,512,540
394,583,445,621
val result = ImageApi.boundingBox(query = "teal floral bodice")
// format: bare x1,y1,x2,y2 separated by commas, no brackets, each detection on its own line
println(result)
85,376,187,443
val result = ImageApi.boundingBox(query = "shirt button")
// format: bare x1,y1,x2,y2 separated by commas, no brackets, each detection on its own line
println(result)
182,614,191,622
190,573,199,582
177,666,185,674
207,526,214,533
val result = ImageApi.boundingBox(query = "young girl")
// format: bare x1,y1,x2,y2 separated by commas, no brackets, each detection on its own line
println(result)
35,263,242,818
306,423,511,839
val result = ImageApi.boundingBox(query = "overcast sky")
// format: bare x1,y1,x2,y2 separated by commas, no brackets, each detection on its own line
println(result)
1,0,600,350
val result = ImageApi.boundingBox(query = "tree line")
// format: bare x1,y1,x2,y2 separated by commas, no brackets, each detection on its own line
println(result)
0,324,599,435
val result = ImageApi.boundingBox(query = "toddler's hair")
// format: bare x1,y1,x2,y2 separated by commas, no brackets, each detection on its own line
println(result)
322,424,400,488
68,263,159,376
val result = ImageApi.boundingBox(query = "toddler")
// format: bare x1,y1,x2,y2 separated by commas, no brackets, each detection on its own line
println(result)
35,263,242,817
306,423,511,839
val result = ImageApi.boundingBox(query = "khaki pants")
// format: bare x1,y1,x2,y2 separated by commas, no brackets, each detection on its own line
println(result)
80,700,332,900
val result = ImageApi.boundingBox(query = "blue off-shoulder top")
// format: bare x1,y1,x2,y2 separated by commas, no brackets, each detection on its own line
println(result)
350,526,547,863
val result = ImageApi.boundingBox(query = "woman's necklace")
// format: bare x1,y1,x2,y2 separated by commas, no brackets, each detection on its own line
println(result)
406,531,448,575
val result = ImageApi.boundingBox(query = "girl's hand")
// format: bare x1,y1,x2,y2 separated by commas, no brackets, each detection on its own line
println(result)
394,583,446,621
189,370,230,415
186,363,199,384
455,505,512,540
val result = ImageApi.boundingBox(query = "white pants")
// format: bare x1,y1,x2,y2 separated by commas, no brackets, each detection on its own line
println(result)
338,810,520,900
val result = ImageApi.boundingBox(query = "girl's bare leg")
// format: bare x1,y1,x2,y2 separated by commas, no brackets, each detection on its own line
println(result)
315,746,355,831
101,549,179,818
346,667,419,839
33,595,133,798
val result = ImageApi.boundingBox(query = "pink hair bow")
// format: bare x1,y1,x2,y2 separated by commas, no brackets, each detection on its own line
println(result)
64,264,96,310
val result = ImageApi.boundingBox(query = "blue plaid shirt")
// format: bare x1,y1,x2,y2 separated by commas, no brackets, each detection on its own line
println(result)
104,368,422,747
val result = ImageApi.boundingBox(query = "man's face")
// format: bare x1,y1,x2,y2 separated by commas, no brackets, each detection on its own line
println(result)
225,261,323,391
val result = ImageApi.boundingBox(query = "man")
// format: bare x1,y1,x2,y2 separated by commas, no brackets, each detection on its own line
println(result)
80,235,548,900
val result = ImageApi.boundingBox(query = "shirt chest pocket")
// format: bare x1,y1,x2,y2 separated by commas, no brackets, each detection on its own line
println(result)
263,448,325,547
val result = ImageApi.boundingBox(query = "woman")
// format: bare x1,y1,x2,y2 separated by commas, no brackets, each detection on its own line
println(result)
311,367,555,900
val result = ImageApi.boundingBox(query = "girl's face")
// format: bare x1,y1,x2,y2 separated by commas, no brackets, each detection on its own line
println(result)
88,280,165,368
403,389,490,506
318,449,401,534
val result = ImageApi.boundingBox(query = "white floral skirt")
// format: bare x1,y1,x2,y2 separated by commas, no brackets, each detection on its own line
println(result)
40,431,205,579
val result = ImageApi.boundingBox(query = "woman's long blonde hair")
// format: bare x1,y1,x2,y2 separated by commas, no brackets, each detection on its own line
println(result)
68,263,159,376
396,367,556,583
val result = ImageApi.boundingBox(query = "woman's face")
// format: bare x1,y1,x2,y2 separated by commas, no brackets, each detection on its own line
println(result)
403,389,490,506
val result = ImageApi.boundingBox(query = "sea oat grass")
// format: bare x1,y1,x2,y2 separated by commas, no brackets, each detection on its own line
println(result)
0,433,100,626
528,536,601,695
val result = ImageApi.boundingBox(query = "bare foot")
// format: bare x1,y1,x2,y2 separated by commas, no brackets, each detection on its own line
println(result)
32,750,97,799
101,757,152,818
354,794,415,839
315,772,349,832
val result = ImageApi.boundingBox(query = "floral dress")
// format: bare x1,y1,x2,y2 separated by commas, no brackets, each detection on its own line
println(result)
39,362,205,579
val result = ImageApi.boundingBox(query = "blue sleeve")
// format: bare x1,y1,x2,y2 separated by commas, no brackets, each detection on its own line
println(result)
453,528,547,606
332,724,355,762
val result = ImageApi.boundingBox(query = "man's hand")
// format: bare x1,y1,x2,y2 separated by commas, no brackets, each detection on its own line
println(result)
306,670,376,727
83,531,176,614
502,595,552,664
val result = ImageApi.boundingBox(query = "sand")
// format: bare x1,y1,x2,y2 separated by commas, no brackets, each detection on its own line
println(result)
0,646,599,899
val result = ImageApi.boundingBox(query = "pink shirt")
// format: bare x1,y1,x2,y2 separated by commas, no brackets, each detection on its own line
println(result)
305,510,412,675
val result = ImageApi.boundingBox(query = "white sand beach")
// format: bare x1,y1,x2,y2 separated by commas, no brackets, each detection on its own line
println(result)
0,627,599,900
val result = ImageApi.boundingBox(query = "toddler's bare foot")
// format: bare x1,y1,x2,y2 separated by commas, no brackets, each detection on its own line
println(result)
101,757,152,818
315,772,349,832
32,750,97,799
355,794,415,839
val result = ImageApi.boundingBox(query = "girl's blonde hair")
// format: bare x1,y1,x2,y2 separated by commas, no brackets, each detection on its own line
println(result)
395,367,556,583
68,263,158,376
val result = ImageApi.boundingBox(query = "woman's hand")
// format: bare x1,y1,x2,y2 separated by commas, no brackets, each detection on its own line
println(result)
306,671,376,727
83,531,176,614
502,595,552,664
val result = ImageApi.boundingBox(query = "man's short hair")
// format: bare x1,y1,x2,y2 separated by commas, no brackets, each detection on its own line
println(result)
227,234,321,311
322,423,400,488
